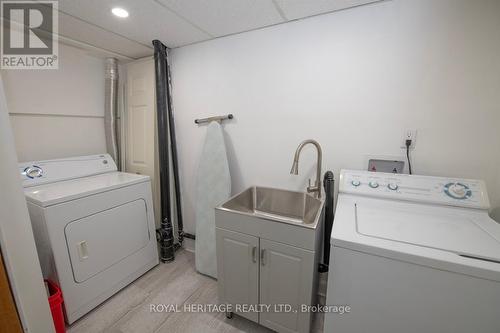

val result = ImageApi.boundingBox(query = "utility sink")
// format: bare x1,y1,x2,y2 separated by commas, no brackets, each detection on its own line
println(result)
217,186,323,229
215,186,324,332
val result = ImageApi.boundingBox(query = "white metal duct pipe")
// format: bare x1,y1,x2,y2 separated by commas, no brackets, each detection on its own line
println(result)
104,57,120,169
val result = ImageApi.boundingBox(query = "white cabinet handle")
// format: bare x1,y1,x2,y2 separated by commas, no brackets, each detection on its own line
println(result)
77,240,89,261
261,249,266,266
252,246,257,263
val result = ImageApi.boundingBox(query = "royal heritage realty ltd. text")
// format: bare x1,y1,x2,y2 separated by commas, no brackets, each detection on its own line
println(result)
150,304,351,314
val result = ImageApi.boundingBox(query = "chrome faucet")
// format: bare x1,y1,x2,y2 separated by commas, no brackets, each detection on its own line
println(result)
290,139,322,198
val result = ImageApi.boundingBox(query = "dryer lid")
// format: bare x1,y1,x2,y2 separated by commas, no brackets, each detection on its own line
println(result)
24,172,150,207
355,200,500,263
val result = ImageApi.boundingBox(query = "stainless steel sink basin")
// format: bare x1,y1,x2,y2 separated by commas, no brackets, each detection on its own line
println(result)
217,186,323,228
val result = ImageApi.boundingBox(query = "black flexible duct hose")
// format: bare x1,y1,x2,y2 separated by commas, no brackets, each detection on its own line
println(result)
319,171,334,273
163,49,185,244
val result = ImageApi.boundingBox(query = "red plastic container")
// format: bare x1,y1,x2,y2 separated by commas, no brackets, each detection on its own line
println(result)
45,280,66,333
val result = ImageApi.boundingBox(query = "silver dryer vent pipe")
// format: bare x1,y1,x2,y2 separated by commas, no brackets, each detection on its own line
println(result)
104,57,120,169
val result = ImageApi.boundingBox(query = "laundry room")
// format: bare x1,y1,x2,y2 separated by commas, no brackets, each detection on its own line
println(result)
0,1,499,333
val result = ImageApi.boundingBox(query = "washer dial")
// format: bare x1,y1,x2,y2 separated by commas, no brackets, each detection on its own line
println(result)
444,182,472,200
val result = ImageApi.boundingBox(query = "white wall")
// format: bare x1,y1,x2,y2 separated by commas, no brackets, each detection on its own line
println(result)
0,77,55,333
2,43,107,162
170,0,500,236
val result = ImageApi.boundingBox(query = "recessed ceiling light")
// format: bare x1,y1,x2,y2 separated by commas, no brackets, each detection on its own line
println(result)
111,7,129,18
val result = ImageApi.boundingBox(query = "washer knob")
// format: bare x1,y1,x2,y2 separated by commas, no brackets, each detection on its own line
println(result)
351,180,361,187
387,183,398,191
369,181,379,188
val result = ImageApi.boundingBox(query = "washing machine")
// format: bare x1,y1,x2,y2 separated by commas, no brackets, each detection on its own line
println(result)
20,154,159,324
325,169,500,333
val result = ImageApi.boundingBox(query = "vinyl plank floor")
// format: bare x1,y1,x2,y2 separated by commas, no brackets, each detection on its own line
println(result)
155,279,272,333
67,283,148,333
67,250,324,333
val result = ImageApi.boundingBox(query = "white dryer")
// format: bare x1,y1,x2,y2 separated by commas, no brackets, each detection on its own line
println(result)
20,154,159,324
325,170,500,333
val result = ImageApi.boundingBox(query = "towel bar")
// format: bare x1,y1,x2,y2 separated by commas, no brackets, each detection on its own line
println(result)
194,114,233,124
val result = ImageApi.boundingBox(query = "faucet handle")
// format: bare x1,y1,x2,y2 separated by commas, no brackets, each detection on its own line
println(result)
307,179,314,192
307,178,318,193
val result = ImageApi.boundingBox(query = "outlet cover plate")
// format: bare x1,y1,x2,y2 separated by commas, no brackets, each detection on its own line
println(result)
401,129,417,148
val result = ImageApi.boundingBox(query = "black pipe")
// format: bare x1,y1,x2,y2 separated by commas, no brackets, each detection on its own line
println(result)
163,47,184,244
183,233,196,240
156,219,174,262
153,40,174,262
319,171,334,273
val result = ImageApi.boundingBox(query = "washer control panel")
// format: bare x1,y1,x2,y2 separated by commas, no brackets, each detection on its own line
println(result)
340,169,490,209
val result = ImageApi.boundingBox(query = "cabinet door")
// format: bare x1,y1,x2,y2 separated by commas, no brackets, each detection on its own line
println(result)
260,239,315,333
216,228,259,322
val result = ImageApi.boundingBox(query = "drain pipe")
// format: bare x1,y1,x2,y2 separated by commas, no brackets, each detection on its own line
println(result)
104,58,120,169
156,219,174,262
153,40,175,262
153,40,193,260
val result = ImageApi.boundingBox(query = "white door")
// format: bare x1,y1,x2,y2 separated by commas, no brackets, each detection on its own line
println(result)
260,239,315,333
216,228,259,322
125,58,160,227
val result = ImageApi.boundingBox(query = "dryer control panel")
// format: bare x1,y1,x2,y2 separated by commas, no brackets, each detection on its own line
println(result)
340,169,490,209
20,154,117,188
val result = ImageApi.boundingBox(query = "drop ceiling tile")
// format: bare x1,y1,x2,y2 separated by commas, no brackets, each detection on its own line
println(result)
274,0,381,20
156,0,285,37
57,0,211,48
58,11,153,59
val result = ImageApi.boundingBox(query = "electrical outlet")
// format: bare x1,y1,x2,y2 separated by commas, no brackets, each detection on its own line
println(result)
402,129,417,148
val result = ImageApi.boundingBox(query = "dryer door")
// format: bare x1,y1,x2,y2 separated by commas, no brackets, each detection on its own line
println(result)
65,199,150,283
